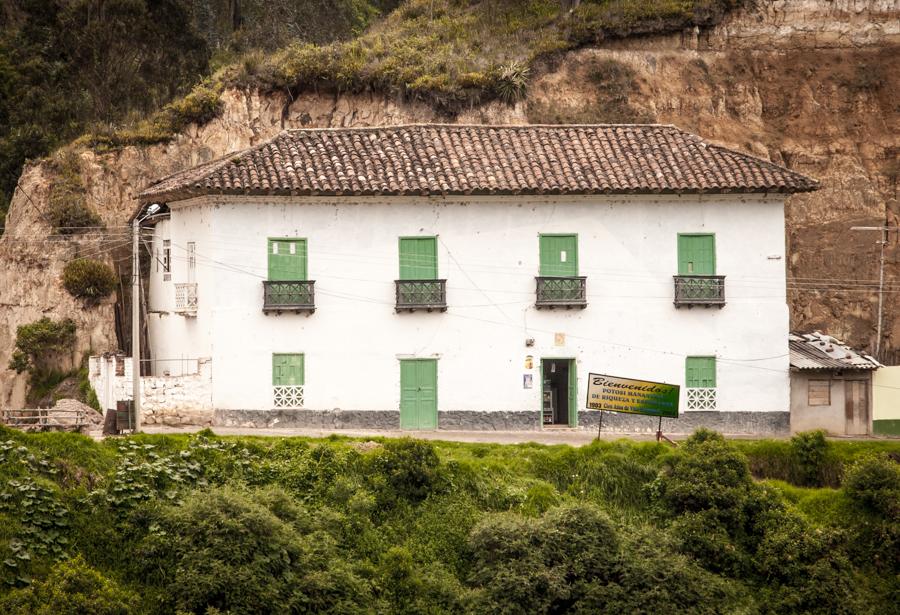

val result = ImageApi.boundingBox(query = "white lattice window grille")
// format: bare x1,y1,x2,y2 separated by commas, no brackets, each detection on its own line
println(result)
273,385,304,409
174,283,198,315
686,387,717,410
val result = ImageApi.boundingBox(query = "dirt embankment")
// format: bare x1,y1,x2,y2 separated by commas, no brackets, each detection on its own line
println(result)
0,0,897,407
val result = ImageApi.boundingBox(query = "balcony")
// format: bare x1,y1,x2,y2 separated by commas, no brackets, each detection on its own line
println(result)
395,279,447,312
535,276,587,309
673,275,726,308
263,280,316,313
174,283,197,316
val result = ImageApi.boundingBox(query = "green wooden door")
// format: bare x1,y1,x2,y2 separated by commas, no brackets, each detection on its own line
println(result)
399,237,437,280
400,359,438,430
268,238,307,281
539,234,578,277
685,356,716,388
567,359,578,427
677,234,715,275
272,353,305,386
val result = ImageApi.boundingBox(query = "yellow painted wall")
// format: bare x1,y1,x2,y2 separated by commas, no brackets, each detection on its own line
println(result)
873,367,900,436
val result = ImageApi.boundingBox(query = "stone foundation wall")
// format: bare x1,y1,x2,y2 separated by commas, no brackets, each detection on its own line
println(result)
214,409,789,435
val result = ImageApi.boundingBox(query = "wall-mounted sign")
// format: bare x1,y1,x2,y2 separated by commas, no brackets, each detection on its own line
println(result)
554,332,566,346
586,373,679,419
525,355,534,369
523,374,533,389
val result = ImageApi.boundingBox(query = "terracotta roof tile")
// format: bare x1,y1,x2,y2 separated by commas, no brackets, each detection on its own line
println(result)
139,124,819,202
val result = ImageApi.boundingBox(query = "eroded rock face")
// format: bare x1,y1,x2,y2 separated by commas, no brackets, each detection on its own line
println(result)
0,0,897,407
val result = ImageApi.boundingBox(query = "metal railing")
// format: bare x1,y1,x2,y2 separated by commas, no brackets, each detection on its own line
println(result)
395,279,447,312
1,408,87,432
263,280,316,313
174,282,198,316
535,276,587,308
673,275,725,307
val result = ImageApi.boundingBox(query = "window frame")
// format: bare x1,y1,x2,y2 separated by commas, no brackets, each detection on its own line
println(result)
807,379,831,406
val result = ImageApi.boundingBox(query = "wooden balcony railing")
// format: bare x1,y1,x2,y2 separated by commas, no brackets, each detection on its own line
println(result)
673,275,725,308
395,279,447,312
535,276,587,309
263,280,315,313
174,282,198,316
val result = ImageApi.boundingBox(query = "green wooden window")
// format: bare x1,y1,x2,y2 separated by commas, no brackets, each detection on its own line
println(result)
677,234,715,275
399,237,437,280
400,359,438,430
268,238,307,281
272,353,304,386
539,234,578,277
685,356,716,388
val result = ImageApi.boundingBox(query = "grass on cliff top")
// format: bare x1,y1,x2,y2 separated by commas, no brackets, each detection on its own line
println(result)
81,0,742,149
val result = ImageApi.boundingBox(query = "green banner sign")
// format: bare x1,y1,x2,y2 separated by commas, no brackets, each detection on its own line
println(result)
586,373,680,418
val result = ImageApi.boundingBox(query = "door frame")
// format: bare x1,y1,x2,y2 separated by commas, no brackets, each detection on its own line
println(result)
399,358,438,430
540,357,578,428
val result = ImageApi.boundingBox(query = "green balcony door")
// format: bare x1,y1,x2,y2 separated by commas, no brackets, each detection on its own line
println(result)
539,234,578,277
399,237,437,280
678,234,715,275
268,238,307,281
400,359,438,430
273,353,304,386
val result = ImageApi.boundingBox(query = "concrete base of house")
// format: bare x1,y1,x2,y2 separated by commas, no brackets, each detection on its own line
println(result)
579,410,790,435
214,409,789,435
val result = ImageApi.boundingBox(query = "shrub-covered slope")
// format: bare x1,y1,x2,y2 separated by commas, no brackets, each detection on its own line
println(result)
0,428,896,613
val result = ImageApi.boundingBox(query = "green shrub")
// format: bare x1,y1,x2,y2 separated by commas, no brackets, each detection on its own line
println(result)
0,555,138,615
367,438,445,506
7,318,76,375
843,454,900,518
61,259,117,301
46,154,101,234
137,486,371,613
790,430,831,486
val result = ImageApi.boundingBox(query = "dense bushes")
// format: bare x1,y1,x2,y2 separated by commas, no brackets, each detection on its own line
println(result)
0,556,138,615
62,259,117,301
0,428,896,613
7,317,76,375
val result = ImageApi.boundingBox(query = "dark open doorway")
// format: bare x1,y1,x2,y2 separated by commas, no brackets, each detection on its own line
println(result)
542,359,574,426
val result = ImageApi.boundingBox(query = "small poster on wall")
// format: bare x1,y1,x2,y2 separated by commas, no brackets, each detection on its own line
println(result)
523,374,533,389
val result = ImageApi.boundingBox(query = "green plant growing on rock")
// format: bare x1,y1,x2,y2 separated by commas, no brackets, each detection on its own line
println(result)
46,154,101,234
7,318,76,376
61,259,117,302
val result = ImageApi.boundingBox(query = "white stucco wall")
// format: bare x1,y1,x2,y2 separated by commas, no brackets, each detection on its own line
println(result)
146,194,790,417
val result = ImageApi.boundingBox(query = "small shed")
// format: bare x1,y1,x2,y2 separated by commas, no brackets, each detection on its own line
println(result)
789,332,881,435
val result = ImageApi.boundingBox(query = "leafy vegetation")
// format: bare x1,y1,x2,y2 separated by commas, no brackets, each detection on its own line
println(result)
7,318,76,376
0,0,391,227
0,428,896,613
61,259,118,302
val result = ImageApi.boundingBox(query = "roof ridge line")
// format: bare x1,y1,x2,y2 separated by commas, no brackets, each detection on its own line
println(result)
282,123,680,132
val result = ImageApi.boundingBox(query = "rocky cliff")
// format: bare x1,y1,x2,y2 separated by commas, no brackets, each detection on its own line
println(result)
1,0,897,407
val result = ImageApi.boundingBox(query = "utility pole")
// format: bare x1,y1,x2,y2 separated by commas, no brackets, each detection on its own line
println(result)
131,203,159,433
851,225,898,357
131,217,141,433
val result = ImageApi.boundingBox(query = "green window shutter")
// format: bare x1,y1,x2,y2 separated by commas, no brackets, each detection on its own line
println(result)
686,357,716,388
677,234,715,275
268,238,307,281
539,234,578,277
399,237,437,280
272,353,304,386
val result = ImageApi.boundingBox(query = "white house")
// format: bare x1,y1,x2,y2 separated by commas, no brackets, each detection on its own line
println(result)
135,124,818,433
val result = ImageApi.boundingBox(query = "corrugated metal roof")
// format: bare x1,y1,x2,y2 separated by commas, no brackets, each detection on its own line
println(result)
789,332,881,371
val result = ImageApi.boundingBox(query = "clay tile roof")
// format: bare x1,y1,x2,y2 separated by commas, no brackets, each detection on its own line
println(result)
138,124,820,203
789,332,881,371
